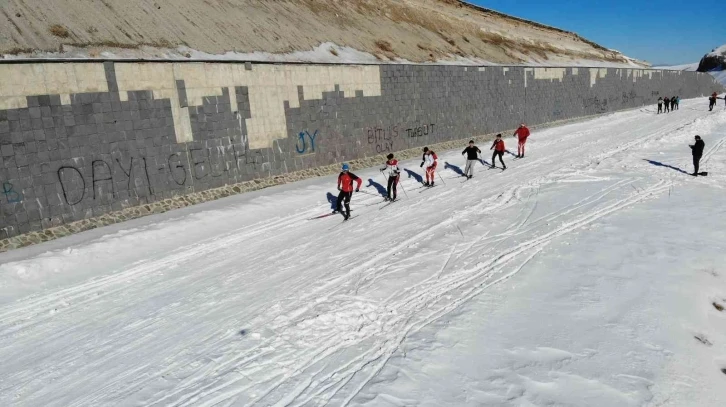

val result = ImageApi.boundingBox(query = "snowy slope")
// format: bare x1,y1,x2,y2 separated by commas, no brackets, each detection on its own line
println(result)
1,100,726,406
657,44,726,86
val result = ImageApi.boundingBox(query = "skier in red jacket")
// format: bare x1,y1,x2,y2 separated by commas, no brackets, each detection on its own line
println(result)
336,163,362,220
490,134,506,170
513,123,530,158
420,147,438,187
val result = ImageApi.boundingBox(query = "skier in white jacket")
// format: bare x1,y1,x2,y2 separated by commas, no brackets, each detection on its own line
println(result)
380,153,401,201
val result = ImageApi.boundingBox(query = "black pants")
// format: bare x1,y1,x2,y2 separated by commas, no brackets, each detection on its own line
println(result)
710,102,715,111
657,104,662,113
336,191,352,215
693,155,702,175
492,151,505,168
387,176,398,200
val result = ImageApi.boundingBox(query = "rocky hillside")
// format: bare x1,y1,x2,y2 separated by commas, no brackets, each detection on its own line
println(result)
0,0,645,66
697,44,726,73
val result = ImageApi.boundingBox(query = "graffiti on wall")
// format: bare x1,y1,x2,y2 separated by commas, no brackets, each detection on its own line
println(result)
366,125,399,153
295,130,318,154
54,142,264,206
2,182,22,204
406,123,436,138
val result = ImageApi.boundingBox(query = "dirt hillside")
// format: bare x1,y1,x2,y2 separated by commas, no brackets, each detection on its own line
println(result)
0,0,645,65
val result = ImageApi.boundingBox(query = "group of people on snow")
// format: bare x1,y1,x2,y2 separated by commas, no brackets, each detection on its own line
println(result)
334,124,532,220
657,96,680,113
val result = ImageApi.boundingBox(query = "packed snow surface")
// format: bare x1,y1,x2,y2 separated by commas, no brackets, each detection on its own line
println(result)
1,98,726,406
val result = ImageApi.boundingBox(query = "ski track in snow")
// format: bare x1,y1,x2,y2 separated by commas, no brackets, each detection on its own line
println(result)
0,100,725,406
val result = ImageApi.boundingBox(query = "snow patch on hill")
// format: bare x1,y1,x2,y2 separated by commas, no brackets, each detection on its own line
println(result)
1,41,646,68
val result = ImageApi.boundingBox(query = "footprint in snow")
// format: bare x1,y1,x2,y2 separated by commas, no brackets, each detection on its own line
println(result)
693,334,712,346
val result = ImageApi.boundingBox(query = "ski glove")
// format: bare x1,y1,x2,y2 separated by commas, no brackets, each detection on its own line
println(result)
420,162,424,167
355,188,360,192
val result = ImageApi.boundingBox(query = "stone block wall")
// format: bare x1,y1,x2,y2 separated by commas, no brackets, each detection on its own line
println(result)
0,61,722,240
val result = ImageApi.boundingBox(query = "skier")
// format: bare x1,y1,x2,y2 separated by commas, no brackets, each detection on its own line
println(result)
420,147,438,187
663,96,670,113
335,163,362,220
380,153,401,201
490,133,506,170
657,97,663,114
461,140,481,179
513,123,530,158
709,94,718,111
690,135,704,176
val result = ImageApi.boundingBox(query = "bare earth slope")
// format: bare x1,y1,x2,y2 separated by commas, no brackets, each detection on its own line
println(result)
1,0,644,65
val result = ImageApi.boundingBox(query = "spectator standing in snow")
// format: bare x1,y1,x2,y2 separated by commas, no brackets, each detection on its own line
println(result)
663,96,670,113
380,153,401,201
420,147,438,187
513,123,531,158
657,97,663,114
690,135,705,176
674,96,680,110
709,95,716,111
461,140,482,179
670,96,676,111
490,134,507,170
336,163,362,220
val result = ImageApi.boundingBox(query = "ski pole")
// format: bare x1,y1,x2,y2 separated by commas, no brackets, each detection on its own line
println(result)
437,170,447,186
358,189,380,197
398,176,409,198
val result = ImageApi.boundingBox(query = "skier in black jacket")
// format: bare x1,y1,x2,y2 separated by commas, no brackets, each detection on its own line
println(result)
690,135,705,176
461,140,481,179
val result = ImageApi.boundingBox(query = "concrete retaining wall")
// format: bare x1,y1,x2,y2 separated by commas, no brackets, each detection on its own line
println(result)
0,61,722,243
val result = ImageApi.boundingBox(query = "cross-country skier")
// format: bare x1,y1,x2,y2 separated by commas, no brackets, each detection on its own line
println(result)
380,153,401,201
709,95,717,111
513,123,530,158
336,163,362,220
664,96,670,113
490,133,506,170
420,147,438,187
690,135,705,176
462,140,481,179
657,97,663,114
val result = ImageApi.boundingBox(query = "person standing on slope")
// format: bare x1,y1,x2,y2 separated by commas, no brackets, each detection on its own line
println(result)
670,96,676,111
657,97,663,114
490,134,507,170
690,135,705,176
420,147,438,187
709,95,716,111
462,140,482,179
380,153,401,201
513,123,530,158
663,96,670,113
336,163,362,220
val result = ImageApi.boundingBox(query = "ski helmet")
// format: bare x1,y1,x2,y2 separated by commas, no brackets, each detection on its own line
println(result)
342,163,350,171
386,153,394,160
